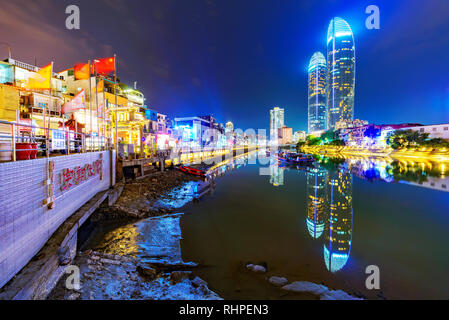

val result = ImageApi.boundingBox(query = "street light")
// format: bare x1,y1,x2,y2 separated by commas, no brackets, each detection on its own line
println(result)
0,42,11,60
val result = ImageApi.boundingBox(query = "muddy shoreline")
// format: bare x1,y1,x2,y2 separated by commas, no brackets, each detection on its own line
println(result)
49,169,224,300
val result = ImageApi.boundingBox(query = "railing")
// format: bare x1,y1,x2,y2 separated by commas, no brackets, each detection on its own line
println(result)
0,119,111,162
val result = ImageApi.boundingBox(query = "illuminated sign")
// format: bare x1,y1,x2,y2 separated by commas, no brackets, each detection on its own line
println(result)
52,130,66,150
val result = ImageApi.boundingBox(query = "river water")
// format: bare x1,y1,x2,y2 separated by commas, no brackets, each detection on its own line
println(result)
89,152,449,299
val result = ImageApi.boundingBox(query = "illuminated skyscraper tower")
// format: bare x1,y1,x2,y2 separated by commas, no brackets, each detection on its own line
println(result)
270,107,284,144
308,52,327,133
326,17,355,129
323,168,353,273
306,167,328,239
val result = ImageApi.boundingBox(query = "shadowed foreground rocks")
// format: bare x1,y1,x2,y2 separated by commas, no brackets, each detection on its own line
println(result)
49,250,222,300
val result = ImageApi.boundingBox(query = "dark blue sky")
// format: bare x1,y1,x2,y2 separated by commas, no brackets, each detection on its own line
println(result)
1,0,448,131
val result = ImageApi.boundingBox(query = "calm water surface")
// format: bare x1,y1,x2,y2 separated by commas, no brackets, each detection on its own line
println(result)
179,153,449,299
87,152,449,299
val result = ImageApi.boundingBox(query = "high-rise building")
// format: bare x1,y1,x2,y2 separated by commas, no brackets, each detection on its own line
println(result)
270,107,284,144
326,17,355,130
308,52,327,133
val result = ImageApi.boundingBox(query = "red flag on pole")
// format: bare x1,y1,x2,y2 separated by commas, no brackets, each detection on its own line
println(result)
95,57,115,75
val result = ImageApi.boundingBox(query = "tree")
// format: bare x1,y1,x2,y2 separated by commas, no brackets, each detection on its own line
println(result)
422,138,449,149
296,140,306,152
327,139,346,146
386,130,429,149
321,129,337,144
306,135,321,146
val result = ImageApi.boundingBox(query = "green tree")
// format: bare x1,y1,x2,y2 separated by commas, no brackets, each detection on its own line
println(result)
296,140,306,152
306,135,321,146
387,130,429,149
327,139,346,146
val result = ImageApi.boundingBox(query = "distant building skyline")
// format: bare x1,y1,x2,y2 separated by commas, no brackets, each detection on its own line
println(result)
270,107,284,143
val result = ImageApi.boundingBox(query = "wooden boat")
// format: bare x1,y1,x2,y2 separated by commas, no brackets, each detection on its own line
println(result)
275,152,315,165
178,165,206,177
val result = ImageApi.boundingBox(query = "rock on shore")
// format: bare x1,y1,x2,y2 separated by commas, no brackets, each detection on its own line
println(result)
281,281,362,300
48,250,222,300
48,212,222,301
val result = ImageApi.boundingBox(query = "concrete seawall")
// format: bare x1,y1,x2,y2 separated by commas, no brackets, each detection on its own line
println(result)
0,151,116,291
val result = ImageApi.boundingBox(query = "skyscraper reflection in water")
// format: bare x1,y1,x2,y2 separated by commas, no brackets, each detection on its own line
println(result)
306,167,327,239
270,164,285,187
306,165,353,273
324,168,353,272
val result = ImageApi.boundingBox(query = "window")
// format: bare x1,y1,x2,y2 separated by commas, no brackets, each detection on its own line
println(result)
444,127,448,131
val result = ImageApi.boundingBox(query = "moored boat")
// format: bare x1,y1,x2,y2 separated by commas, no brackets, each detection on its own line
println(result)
178,165,207,177
275,151,315,165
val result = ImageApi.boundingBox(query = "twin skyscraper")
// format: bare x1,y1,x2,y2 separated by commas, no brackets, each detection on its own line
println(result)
308,17,356,134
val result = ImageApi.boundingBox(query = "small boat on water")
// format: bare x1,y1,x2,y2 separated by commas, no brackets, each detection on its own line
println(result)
178,165,207,177
275,151,315,165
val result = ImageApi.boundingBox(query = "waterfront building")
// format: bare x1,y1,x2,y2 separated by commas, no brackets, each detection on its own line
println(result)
338,123,380,146
294,130,307,143
335,119,368,130
0,59,64,132
174,116,223,149
143,108,158,151
326,17,356,130
278,126,293,145
306,167,328,239
323,168,353,273
270,107,284,144
225,121,234,133
308,52,327,133
59,66,148,153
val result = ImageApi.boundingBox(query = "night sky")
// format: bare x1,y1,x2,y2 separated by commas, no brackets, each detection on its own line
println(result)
0,0,448,131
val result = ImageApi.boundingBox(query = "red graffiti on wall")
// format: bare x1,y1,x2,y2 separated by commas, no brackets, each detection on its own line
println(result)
60,158,103,192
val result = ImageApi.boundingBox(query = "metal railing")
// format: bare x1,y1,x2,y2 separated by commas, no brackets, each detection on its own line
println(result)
0,119,111,162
